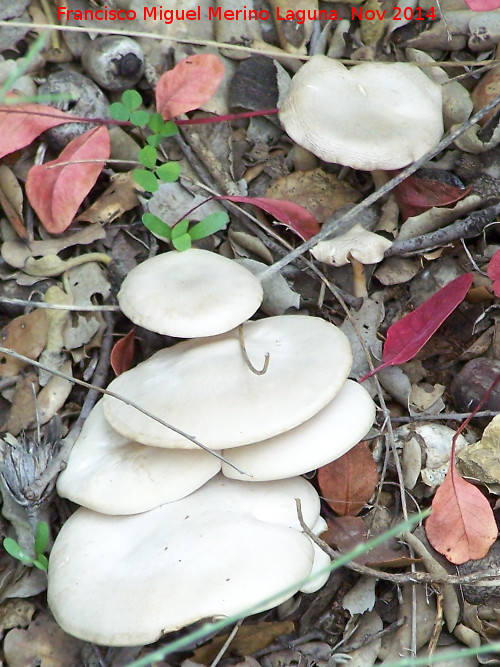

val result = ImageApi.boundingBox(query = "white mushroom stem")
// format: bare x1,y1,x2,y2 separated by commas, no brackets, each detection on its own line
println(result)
349,254,368,299
238,324,270,375
371,169,390,191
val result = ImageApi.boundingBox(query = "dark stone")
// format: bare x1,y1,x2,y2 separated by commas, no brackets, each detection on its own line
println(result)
450,358,500,413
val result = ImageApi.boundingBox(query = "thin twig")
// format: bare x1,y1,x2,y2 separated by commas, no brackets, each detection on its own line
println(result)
0,346,244,474
391,409,500,422
385,201,500,256
295,501,500,587
0,297,120,311
209,620,244,667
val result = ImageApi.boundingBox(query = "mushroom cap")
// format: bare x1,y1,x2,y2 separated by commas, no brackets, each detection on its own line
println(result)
311,224,393,267
222,380,375,481
48,475,325,646
102,315,352,449
302,516,331,594
117,249,263,337
56,402,221,514
279,56,443,170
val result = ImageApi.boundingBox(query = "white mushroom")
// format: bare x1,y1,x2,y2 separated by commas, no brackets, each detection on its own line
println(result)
279,56,443,170
311,224,393,297
48,475,329,646
102,315,352,449
311,225,392,267
56,402,221,514
118,248,264,337
222,380,375,481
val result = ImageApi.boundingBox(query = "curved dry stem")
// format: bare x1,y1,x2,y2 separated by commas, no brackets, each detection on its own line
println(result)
238,325,270,375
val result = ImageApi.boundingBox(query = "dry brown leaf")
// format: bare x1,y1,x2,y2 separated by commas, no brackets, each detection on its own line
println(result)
76,171,139,224
0,165,25,239
3,612,82,667
1,225,106,269
1,372,38,435
36,361,73,425
322,516,413,568
192,621,295,663
266,168,360,224
318,442,379,516
0,599,35,636
0,310,48,378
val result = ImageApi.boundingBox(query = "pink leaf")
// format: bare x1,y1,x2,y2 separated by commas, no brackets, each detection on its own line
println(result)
463,0,500,9
216,195,320,241
0,104,75,159
487,249,500,298
391,173,473,221
155,54,225,120
361,273,473,380
426,468,497,564
26,126,110,234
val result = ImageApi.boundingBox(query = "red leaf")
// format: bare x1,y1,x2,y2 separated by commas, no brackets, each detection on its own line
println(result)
25,126,110,234
318,442,379,516
110,327,136,376
426,468,497,564
361,273,473,380
0,104,74,159
155,54,225,120
487,249,500,298
216,195,320,241
392,174,473,221
463,0,500,9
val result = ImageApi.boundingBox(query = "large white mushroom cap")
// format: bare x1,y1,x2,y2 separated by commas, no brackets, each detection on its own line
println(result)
102,315,352,449
48,475,328,646
279,56,443,170
118,249,264,337
56,402,221,514
222,380,375,481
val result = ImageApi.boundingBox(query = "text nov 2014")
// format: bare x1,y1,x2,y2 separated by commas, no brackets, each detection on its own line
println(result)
57,6,438,23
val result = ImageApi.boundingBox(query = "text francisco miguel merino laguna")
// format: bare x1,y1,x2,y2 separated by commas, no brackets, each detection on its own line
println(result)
57,5,437,24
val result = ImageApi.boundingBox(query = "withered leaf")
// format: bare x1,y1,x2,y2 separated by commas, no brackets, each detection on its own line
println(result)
318,442,378,516
0,164,25,239
192,621,295,663
322,516,413,568
76,171,139,224
266,168,360,224
1,372,38,435
0,310,48,378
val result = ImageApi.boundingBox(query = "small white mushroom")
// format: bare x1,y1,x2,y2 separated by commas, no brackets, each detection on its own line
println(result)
311,224,392,297
102,315,353,449
279,56,443,170
221,380,375,481
56,402,221,514
48,475,328,646
118,249,264,337
311,225,392,267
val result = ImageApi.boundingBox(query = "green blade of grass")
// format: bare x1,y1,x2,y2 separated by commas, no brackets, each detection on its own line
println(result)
0,33,48,102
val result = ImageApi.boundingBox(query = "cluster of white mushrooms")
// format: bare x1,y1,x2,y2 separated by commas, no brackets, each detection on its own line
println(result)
47,249,375,647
